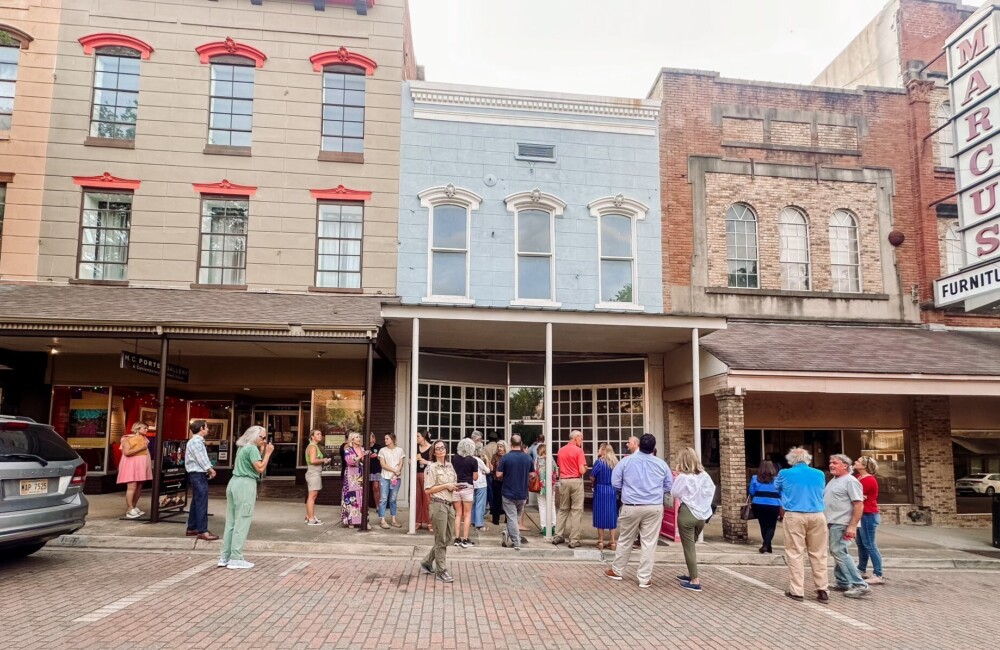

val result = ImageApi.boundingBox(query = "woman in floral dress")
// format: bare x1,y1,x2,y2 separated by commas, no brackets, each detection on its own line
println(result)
341,432,365,527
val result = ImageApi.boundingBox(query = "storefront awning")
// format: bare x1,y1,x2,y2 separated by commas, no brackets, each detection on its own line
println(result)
0,283,389,340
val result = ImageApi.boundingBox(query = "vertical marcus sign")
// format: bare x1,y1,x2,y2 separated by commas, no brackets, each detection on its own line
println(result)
935,2,1000,309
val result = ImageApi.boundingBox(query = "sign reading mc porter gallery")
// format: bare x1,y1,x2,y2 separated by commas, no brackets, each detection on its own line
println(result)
936,1,1000,309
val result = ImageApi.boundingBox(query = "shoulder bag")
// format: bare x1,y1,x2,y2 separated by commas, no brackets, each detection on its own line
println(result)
739,494,756,521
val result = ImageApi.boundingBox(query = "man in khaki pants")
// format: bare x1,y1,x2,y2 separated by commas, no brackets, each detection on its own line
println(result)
552,430,587,548
775,447,830,603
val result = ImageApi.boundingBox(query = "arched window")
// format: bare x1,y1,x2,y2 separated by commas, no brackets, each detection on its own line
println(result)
419,185,482,302
725,203,758,289
778,207,811,291
588,194,648,307
505,190,566,304
829,210,861,293
937,101,954,167
945,224,964,274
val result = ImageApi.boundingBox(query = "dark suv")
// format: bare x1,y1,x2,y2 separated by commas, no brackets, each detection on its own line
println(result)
0,416,89,558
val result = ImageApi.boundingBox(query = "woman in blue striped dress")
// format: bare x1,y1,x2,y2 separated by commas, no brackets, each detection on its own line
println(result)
591,443,619,550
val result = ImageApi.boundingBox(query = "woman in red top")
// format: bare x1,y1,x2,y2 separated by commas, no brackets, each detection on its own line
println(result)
853,456,885,585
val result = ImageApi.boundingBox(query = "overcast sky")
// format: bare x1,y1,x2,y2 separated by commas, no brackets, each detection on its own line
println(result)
408,0,893,97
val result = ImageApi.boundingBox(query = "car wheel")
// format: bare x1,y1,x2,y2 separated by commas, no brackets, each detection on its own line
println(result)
1,543,47,560
988,486,996,496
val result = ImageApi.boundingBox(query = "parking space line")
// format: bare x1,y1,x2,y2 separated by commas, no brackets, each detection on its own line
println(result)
716,566,874,630
72,560,217,624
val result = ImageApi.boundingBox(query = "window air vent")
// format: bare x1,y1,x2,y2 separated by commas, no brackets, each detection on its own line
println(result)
515,143,556,162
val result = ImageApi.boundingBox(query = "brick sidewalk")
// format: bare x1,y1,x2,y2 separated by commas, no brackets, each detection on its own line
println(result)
4,548,995,649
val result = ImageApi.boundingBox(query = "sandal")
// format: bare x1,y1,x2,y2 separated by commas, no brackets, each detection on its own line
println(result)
596,542,604,550
609,542,617,550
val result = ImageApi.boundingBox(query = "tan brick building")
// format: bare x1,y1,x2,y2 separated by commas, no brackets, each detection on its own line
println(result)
0,0,413,507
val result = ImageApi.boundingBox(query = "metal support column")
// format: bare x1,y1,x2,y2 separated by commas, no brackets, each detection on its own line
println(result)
692,328,701,459
149,337,169,524
359,340,374,533
407,319,420,534
544,322,553,540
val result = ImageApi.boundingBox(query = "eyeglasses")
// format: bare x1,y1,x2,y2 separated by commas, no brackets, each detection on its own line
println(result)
434,446,446,451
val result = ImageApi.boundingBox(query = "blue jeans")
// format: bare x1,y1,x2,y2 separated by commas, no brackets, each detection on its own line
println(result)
472,487,487,528
829,523,868,588
856,513,883,577
377,476,400,518
186,471,209,533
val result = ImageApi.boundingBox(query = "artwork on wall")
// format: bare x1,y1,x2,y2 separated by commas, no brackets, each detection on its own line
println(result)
138,407,158,432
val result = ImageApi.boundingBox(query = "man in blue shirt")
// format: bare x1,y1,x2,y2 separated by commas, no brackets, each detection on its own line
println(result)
604,434,672,588
185,420,218,541
495,434,535,550
774,447,829,602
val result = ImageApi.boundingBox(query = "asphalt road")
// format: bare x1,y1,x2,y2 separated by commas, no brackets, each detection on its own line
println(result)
2,547,996,649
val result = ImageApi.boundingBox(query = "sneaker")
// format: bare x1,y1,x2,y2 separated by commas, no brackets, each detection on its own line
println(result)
676,575,691,582
816,590,829,603
784,590,804,601
844,586,872,599
459,539,472,549
519,537,529,545
868,575,885,585
679,581,701,592
380,520,391,529
859,570,870,579
453,538,462,547
436,571,454,583
604,568,622,581
463,538,475,547
638,581,652,589
514,545,522,551
420,562,434,575
568,541,581,549
831,585,850,592
226,559,255,570
217,556,230,568
134,508,146,517
307,519,324,526
501,530,510,548
125,509,141,520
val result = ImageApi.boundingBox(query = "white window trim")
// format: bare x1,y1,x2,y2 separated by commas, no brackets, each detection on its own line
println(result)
505,189,566,306
419,184,482,304
588,195,647,310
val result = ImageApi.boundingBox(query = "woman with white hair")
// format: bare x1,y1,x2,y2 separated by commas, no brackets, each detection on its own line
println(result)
451,437,479,547
219,425,274,570
341,432,365,527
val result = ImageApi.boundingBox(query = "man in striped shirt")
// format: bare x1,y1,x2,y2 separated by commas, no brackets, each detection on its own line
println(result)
185,420,218,541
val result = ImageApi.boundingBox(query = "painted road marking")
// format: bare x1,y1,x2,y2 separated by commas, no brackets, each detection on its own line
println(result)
717,566,874,630
279,561,310,576
73,560,216,624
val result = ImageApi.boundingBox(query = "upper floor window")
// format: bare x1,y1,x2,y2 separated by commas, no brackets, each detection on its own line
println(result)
829,209,861,293
937,101,954,168
506,190,566,305
322,65,365,154
419,185,482,301
209,57,255,148
0,44,19,131
589,195,648,307
78,191,132,281
945,224,964,274
778,207,811,291
199,196,249,285
725,203,758,289
90,47,140,140
316,202,363,289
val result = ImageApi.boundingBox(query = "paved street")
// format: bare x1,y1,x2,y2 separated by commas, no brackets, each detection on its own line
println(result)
3,547,995,650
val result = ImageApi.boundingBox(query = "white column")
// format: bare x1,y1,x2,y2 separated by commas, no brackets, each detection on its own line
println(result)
407,318,420,535
692,328,701,459
544,322,553,540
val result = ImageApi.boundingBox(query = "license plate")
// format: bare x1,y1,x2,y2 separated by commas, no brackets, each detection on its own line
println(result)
19,479,48,496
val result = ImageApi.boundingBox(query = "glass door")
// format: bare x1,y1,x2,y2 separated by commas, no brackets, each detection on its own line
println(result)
253,406,299,478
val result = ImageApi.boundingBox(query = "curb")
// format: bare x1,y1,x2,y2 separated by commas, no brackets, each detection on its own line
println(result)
46,534,1000,569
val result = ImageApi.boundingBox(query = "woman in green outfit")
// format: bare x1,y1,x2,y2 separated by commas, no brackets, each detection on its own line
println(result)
219,425,274,570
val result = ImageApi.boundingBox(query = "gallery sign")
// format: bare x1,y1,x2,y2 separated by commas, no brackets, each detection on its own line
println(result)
935,2,1000,309
120,351,189,383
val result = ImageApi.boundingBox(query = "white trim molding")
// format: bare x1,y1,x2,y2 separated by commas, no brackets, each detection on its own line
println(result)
587,194,649,220
504,189,567,216
418,184,483,210
419,184,481,302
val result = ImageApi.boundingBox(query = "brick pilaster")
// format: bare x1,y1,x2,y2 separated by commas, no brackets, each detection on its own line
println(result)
665,399,694,462
715,388,748,543
909,395,955,523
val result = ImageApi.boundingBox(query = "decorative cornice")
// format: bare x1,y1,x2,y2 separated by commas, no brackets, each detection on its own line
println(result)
79,33,154,60
310,47,377,76
588,195,649,220
410,82,659,121
0,23,34,50
418,184,483,209
196,37,267,68
504,189,567,216
310,185,372,201
72,172,141,191
192,179,258,196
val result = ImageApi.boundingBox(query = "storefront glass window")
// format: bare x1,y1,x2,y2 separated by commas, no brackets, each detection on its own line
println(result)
50,386,110,473
843,429,910,504
552,384,643,459
311,389,365,475
188,400,233,467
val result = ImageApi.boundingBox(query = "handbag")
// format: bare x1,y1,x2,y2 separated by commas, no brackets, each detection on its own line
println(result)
528,473,542,493
740,494,756,521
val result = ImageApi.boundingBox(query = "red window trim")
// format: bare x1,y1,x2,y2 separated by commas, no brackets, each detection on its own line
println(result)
78,33,154,59
0,23,34,51
310,185,372,201
310,47,377,76
192,179,258,197
196,37,267,68
73,172,141,191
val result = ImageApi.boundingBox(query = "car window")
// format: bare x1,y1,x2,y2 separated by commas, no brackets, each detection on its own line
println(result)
0,424,79,462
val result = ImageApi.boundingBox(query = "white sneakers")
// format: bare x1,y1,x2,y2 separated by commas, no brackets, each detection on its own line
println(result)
217,556,229,567
225,559,255,570
125,508,144,519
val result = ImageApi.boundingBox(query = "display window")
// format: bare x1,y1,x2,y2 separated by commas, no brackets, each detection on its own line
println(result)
310,389,365,475
50,386,111,473
187,400,234,467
